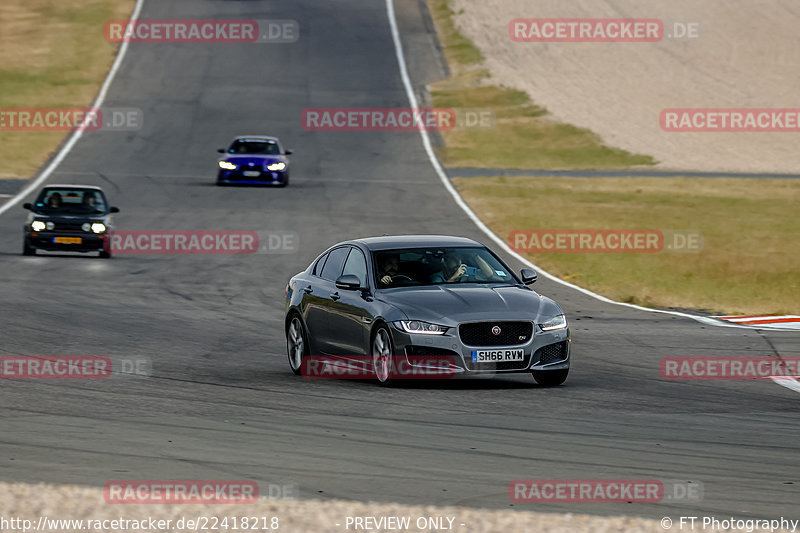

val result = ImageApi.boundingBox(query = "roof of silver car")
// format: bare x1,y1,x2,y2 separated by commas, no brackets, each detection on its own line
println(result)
354,235,482,250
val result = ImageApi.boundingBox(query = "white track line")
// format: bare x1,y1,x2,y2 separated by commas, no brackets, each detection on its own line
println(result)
770,376,800,394
384,0,796,333
0,0,145,217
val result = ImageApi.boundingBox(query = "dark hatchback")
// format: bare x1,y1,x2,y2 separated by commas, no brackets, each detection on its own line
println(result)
22,185,119,258
284,235,571,386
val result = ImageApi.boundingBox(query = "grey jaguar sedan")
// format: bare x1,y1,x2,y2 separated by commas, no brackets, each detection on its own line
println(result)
284,235,571,385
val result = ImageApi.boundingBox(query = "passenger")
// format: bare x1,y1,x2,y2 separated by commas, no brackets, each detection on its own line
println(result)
432,250,495,283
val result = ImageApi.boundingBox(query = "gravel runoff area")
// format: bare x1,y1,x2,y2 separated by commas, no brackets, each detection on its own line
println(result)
451,0,800,174
0,482,728,533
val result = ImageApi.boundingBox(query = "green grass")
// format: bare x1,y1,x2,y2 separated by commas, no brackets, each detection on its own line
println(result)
428,0,484,67
454,176,800,314
0,0,135,178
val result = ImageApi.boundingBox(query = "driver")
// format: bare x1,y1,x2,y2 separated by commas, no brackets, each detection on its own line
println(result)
82,192,98,211
379,254,411,286
47,192,62,209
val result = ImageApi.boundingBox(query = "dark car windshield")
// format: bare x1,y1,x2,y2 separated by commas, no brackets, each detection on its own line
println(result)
227,140,281,155
33,188,108,214
373,246,515,288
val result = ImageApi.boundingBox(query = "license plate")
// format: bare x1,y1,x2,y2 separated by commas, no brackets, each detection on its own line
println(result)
53,237,82,244
243,170,261,177
472,349,524,363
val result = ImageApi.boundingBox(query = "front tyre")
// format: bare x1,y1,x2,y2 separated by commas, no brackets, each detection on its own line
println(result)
372,325,395,386
22,239,35,256
287,315,309,375
532,368,569,386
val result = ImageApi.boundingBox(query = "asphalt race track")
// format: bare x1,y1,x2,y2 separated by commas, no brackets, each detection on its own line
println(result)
1,0,799,521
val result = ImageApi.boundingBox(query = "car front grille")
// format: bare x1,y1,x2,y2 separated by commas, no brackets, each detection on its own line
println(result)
51,222,86,233
534,341,568,365
458,321,533,347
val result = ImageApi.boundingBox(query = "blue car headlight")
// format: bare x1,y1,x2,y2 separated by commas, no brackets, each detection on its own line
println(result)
218,161,237,170
394,320,448,335
267,162,286,171
538,314,567,332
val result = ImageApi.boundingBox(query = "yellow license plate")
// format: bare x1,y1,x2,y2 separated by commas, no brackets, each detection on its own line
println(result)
54,237,82,244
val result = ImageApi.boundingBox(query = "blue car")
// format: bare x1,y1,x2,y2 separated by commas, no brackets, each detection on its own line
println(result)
216,136,292,186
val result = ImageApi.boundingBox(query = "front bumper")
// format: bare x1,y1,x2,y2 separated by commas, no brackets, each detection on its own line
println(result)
389,321,571,376
217,168,288,185
25,231,108,252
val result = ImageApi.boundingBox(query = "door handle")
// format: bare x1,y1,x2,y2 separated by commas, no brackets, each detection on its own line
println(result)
330,292,340,301
303,285,313,294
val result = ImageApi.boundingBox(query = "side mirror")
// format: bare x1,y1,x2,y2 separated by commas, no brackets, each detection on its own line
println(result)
109,206,120,213
23,203,31,210
520,268,537,285
284,149,293,155
217,148,225,153
335,274,362,290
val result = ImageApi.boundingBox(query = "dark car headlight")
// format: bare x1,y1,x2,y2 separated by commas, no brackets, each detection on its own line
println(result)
31,220,46,231
267,162,286,171
538,314,567,332
218,161,237,170
394,320,448,335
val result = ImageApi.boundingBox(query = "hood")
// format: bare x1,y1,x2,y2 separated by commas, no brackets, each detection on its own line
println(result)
377,284,562,324
29,210,109,222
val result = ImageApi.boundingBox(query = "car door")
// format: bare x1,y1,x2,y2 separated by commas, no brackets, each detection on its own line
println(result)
303,246,350,355
326,247,372,357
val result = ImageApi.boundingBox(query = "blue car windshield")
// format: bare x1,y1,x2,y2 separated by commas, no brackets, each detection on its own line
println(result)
373,247,515,288
33,188,107,214
228,140,281,155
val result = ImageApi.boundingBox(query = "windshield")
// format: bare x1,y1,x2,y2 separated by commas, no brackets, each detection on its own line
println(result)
373,246,515,288
227,139,281,155
33,188,108,214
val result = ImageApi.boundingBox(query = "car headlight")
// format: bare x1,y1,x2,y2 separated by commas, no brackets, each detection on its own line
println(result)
218,161,237,170
82,223,91,232
267,162,286,171
91,223,106,234
538,314,567,332
45,222,55,230
395,320,448,335
31,220,46,231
